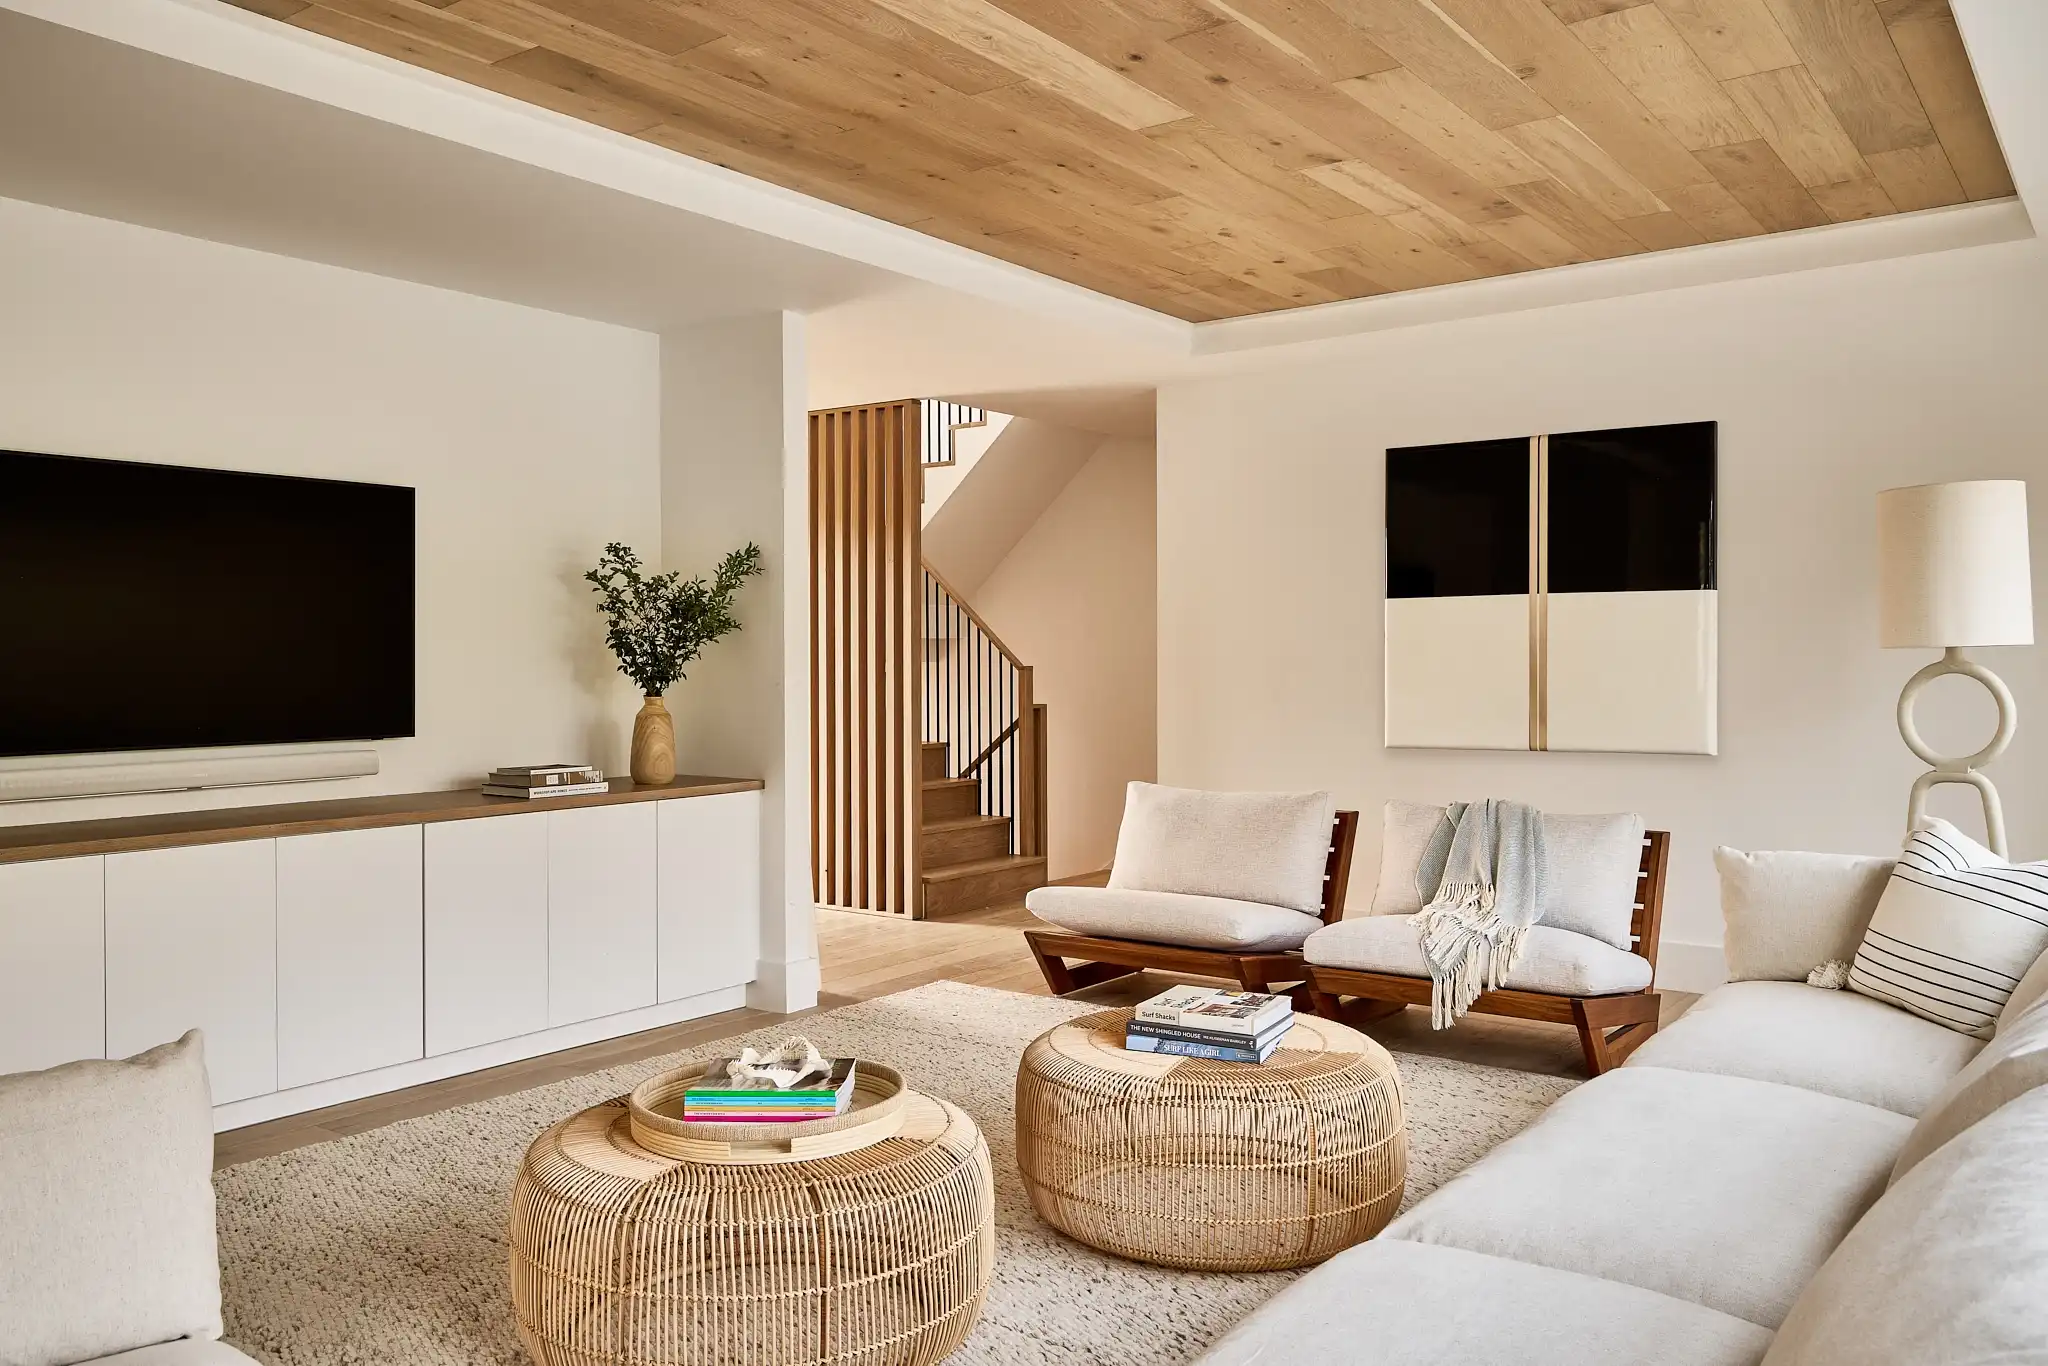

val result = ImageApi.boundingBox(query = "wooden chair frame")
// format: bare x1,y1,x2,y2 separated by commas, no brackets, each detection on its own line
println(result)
1304,830,1671,1075
1024,811,1359,999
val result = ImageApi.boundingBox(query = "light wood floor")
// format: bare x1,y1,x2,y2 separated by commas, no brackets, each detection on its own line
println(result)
215,890,1693,1167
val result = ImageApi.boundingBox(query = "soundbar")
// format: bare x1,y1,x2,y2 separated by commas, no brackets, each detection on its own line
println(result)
0,749,380,803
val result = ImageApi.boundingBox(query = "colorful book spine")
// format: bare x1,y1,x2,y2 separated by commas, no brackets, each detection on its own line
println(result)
1122,1032,1279,1064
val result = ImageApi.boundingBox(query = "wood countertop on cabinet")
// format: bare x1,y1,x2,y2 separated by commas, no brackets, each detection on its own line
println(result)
0,776,765,864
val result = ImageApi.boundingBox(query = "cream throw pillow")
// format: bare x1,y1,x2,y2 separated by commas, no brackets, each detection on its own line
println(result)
1109,782,1337,915
1849,819,2048,1038
1891,994,2048,1183
1997,944,2048,1034
0,1031,222,1366
1715,847,1894,983
1371,801,1644,949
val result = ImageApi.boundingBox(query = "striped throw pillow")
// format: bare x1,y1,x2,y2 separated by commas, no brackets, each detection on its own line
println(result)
1850,820,2048,1038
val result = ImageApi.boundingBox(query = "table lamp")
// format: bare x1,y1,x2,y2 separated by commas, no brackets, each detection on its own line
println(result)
1877,480,2033,856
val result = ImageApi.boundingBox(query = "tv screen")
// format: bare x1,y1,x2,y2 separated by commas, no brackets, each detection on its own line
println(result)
0,450,415,759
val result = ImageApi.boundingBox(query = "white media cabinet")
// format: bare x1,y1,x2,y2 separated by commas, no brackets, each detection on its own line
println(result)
0,777,764,1130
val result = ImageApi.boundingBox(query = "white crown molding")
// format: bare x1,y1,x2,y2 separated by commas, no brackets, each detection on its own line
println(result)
0,0,1192,351
1191,199,2034,358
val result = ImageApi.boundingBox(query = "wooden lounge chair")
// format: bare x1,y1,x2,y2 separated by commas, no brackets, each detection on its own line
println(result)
1302,829,1671,1074
1024,810,1359,999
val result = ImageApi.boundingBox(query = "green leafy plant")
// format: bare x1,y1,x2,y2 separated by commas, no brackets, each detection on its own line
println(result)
585,542,764,696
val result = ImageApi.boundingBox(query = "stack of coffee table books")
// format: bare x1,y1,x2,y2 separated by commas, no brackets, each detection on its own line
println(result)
679,1059,859,1122
1124,985,1295,1063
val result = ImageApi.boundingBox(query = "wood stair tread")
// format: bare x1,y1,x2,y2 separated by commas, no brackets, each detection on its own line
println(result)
921,853,1046,883
921,814,1009,833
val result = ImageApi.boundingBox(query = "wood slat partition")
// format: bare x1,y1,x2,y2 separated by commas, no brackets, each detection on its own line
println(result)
811,402,922,917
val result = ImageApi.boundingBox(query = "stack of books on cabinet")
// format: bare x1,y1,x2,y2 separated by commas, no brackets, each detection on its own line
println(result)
681,1059,859,1122
1125,986,1295,1063
481,764,606,798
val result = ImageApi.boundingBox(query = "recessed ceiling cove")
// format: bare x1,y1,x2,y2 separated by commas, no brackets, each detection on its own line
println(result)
227,0,2015,321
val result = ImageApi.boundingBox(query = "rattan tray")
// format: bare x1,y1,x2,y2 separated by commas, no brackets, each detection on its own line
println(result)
627,1060,908,1165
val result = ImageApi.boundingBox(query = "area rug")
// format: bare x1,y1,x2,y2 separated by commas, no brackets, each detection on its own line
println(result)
216,981,1576,1365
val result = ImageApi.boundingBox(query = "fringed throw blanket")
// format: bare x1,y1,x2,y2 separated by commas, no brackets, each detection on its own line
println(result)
1415,799,1549,1029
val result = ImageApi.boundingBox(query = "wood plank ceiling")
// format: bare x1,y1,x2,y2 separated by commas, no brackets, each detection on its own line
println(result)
228,0,2013,321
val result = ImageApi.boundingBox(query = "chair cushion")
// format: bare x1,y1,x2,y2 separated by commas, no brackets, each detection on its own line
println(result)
1891,993,2048,1182
92,1343,262,1365
1370,802,1644,949
1626,981,1981,1116
0,1032,222,1366
1714,846,1892,983
1384,1066,1910,1328
1027,885,1322,952
1194,1240,1772,1366
1763,1083,2048,1366
1848,818,2048,1037
1304,916,1652,996
1108,782,1336,915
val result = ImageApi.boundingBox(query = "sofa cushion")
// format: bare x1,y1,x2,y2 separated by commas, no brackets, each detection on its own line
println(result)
1626,980,1981,1116
1108,782,1337,915
0,1032,222,1366
1305,916,1652,996
1848,818,2048,1037
1384,1066,1909,1328
1193,1241,1771,1366
1026,885,1322,952
1891,993,2048,1182
1714,846,1892,983
92,1343,261,1365
1369,802,1644,949
1762,1082,2048,1366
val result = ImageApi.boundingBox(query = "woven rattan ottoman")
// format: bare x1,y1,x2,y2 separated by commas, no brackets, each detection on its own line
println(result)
510,1062,995,1366
1016,1008,1405,1271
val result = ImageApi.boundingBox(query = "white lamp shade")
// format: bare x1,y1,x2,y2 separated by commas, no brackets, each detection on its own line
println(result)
1877,480,2034,647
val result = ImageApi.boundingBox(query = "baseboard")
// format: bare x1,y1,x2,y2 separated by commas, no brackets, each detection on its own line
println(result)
211,984,750,1132
748,955,821,1013
1655,940,1728,995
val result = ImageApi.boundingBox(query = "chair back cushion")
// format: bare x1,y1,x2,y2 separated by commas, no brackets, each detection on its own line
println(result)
1372,801,1644,950
0,1031,222,1366
1762,1084,2048,1366
1891,994,2048,1183
1715,847,1893,983
1848,819,2048,1037
1109,783,1336,915
1997,944,2048,1034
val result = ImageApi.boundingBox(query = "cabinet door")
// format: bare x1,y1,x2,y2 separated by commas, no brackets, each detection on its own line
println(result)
426,813,548,1056
106,840,276,1105
658,791,761,1003
0,857,105,1074
547,803,657,1027
276,825,424,1089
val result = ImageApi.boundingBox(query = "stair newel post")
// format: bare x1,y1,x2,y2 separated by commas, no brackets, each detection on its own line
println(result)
1017,666,1041,860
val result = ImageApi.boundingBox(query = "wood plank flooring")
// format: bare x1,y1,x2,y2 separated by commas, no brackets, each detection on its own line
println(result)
215,886,1693,1166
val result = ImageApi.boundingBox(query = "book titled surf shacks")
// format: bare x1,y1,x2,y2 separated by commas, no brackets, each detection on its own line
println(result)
1127,985,1295,1063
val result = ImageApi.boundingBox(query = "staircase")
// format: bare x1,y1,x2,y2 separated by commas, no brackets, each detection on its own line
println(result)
919,740,1047,917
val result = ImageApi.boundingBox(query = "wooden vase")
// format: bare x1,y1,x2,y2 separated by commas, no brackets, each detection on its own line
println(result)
630,694,676,785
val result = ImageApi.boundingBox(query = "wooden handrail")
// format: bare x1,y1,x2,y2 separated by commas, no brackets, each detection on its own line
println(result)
961,718,1020,780
923,561,1026,670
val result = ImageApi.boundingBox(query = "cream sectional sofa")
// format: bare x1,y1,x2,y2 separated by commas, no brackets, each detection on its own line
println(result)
1195,978,2042,1365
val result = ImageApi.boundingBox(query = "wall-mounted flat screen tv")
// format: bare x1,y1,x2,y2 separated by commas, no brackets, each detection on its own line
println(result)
0,450,415,759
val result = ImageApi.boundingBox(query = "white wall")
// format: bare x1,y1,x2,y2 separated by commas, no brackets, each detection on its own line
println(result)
1159,238,2048,988
660,313,817,1011
976,437,1158,878
0,196,663,825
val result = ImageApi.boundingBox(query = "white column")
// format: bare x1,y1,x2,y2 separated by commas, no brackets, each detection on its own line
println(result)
659,312,816,1013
